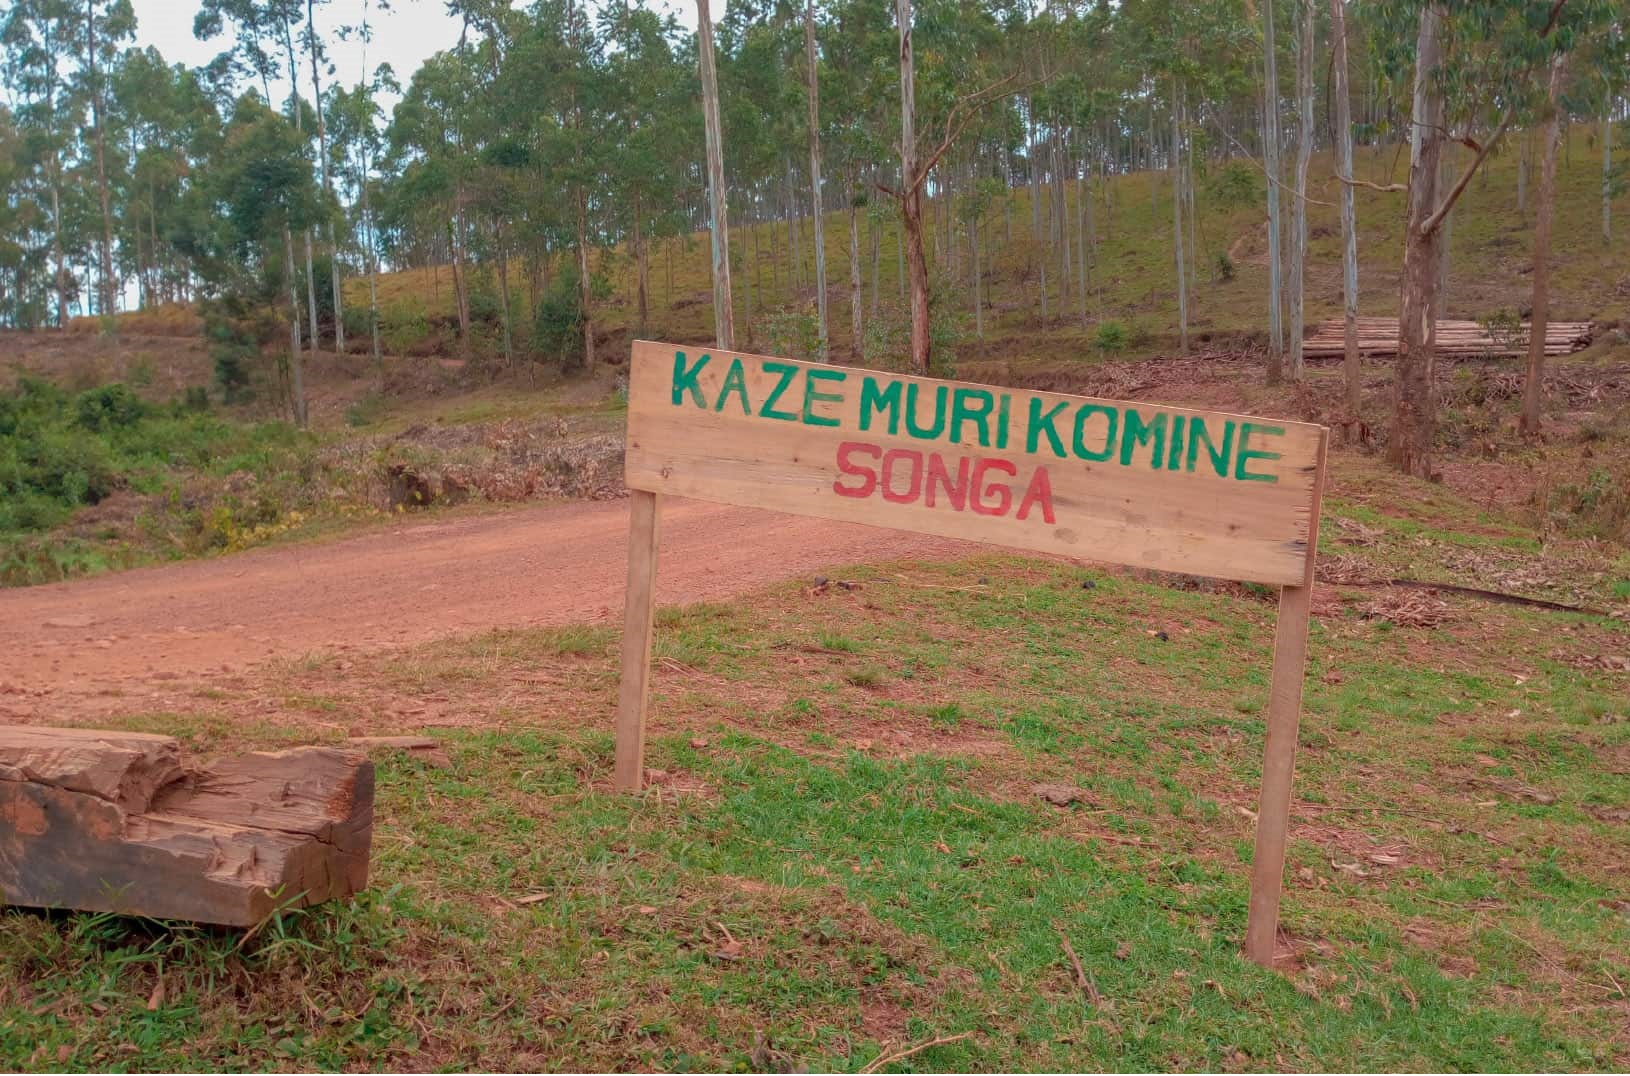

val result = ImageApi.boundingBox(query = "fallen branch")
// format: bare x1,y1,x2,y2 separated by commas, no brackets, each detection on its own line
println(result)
1335,174,1406,193
861,1031,977,1074
1329,578,1605,617
1057,928,1105,1005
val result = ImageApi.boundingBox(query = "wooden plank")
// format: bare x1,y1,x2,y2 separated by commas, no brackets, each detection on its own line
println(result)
1243,429,1328,966
1,728,372,926
613,489,661,792
625,341,1323,586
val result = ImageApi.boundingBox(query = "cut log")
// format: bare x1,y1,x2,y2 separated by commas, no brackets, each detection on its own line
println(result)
1301,317,1592,359
0,727,372,927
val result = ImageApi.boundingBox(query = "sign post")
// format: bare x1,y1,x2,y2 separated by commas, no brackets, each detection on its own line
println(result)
613,340,1327,967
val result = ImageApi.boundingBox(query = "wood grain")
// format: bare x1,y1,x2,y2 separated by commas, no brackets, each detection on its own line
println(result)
1,728,372,926
614,490,661,791
1244,428,1328,966
625,340,1325,585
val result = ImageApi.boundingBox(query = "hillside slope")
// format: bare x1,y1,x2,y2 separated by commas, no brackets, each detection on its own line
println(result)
356,128,1626,367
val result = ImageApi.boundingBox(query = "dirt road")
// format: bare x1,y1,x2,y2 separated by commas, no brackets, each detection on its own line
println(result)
2,499,970,715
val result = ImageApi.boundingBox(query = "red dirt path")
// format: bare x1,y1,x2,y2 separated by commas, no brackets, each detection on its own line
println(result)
1,499,971,722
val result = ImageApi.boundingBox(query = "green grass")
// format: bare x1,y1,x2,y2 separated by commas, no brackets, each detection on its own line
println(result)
5,548,1627,1070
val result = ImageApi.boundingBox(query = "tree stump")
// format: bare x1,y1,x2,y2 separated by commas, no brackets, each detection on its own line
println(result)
0,727,373,926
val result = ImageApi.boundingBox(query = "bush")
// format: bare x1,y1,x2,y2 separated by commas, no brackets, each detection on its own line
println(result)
861,280,961,378
74,383,148,432
1094,320,1129,354
381,299,431,355
1214,251,1236,282
532,264,610,367
758,310,822,362
1206,161,1261,208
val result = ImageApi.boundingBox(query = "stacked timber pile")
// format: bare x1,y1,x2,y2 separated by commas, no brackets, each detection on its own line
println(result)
0,726,373,926
1303,317,1592,359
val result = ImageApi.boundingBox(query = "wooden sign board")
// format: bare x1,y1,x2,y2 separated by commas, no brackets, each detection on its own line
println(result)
625,341,1321,584
614,340,1328,967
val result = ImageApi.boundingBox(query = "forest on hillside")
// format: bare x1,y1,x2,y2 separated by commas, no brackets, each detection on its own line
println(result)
1,0,1626,476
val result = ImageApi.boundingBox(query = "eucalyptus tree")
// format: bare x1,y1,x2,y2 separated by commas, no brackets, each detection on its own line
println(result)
79,0,135,315
889,0,1015,374
600,2,694,338
388,49,482,352
327,72,391,370
186,94,322,424
2,0,83,326
1329,0,1362,429
1372,0,1620,476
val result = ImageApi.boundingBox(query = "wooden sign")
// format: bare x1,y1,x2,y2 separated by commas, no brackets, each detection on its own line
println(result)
625,341,1321,584
613,340,1328,968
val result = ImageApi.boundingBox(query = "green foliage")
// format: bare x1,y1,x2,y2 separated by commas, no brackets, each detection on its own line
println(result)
757,309,823,362
73,383,148,433
1205,160,1261,207
202,295,281,405
0,377,308,562
531,265,610,366
862,293,960,378
1544,467,1629,540
1094,320,1129,353
1478,307,1526,352
1214,250,1236,282
380,299,430,355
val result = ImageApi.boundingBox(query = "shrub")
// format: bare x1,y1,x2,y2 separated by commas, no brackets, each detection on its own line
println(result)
74,383,148,432
1214,250,1236,282
759,309,823,362
1094,320,1129,354
1206,161,1261,207
861,294,960,378
381,299,431,355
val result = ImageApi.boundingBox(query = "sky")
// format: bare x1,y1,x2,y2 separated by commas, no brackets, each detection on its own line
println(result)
131,0,698,105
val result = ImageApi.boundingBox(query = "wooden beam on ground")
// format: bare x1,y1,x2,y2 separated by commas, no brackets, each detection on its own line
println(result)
0,726,373,926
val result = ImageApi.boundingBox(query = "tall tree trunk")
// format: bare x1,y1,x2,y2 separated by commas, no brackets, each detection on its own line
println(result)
575,185,594,369
787,169,802,296
969,210,983,337
698,0,734,349
1330,0,1362,430
1603,100,1613,247
86,0,115,316
1078,141,1092,325
1287,0,1314,382
50,174,67,328
849,195,863,357
283,224,308,427
1517,129,1529,216
739,196,755,346
896,0,932,375
450,196,471,353
495,220,514,366
1054,127,1069,300
1034,112,1048,322
1434,144,1453,323
1390,4,1447,479
870,192,882,318
1173,86,1189,356
306,0,343,353
804,0,827,357
1520,57,1565,438
361,146,382,381
634,191,648,335
282,21,320,350
1263,0,1286,383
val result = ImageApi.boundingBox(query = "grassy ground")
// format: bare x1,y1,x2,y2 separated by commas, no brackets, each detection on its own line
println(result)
3,455,1628,1070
